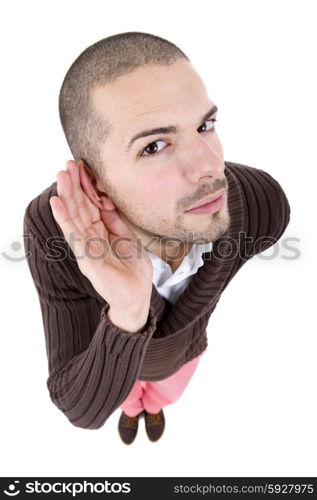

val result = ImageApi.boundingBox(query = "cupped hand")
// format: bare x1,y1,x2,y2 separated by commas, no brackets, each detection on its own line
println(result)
49,160,153,313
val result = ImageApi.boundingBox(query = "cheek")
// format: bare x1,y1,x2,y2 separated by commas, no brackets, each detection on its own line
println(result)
133,169,177,213
213,132,224,158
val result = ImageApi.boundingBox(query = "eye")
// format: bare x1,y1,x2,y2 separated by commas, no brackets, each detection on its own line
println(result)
197,118,217,133
139,118,218,158
140,140,168,157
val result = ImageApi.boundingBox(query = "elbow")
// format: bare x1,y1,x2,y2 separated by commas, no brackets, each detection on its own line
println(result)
68,417,106,430
48,391,110,430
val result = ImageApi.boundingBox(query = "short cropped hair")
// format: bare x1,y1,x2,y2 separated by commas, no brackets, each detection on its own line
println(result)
58,31,189,177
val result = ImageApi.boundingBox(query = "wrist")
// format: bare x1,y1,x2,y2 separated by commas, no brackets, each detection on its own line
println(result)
107,306,150,334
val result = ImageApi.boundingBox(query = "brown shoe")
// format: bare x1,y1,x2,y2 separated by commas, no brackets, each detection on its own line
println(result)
144,409,165,442
118,411,141,445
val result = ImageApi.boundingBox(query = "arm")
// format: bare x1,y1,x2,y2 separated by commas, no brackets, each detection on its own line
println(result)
23,223,157,429
229,163,291,259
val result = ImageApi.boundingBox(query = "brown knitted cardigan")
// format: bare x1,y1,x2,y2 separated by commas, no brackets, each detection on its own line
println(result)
23,161,291,429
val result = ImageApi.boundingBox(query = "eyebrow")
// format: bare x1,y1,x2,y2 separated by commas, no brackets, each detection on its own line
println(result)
125,104,218,153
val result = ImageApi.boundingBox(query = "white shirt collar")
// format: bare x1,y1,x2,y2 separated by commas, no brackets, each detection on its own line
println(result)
145,241,213,289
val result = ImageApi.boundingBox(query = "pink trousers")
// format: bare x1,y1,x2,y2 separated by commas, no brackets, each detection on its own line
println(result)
120,350,206,416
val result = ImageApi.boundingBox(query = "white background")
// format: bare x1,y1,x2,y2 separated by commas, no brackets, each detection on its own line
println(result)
0,0,316,477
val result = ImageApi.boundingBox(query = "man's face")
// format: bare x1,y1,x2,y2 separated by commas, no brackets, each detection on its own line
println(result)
91,58,230,249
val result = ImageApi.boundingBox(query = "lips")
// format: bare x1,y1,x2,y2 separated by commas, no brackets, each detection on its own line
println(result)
186,190,225,212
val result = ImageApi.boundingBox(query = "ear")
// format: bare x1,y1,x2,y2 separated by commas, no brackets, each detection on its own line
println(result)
78,160,116,211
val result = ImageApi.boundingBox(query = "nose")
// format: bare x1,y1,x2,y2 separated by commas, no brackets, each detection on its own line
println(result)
179,133,225,184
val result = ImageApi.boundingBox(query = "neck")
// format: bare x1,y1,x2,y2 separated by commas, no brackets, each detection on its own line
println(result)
117,213,193,271
146,239,193,272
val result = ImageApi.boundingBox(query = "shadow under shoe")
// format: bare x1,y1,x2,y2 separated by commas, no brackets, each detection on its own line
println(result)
118,411,142,445
144,409,165,442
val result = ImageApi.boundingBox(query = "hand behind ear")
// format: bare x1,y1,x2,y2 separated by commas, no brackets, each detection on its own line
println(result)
50,160,153,318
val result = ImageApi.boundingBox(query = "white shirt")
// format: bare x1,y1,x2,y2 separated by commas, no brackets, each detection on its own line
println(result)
145,241,213,305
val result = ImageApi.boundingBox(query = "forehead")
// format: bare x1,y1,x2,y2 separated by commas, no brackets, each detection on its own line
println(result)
91,59,212,136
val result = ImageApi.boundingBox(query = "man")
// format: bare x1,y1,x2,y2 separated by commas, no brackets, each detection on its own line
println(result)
23,32,291,445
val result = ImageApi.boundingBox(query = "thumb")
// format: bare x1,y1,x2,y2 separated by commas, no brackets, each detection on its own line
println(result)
100,207,137,239
100,208,141,260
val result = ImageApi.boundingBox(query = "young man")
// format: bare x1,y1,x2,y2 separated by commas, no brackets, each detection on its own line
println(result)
23,32,291,445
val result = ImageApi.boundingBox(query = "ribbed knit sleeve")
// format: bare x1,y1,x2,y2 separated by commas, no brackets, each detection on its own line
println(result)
23,220,157,430
228,163,291,259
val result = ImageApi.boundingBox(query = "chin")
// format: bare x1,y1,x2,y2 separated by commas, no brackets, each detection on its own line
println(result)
190,212,231,243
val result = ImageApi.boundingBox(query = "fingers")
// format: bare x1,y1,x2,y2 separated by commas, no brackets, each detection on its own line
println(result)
57,163,100,234
56,170,86,234
49,195,85,258
51,161,138,262
67,162,100,222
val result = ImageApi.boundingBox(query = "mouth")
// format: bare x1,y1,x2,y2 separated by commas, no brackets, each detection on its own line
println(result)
185,190,226,215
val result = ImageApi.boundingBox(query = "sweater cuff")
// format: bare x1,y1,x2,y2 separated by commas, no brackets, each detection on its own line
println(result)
100,302,157,337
